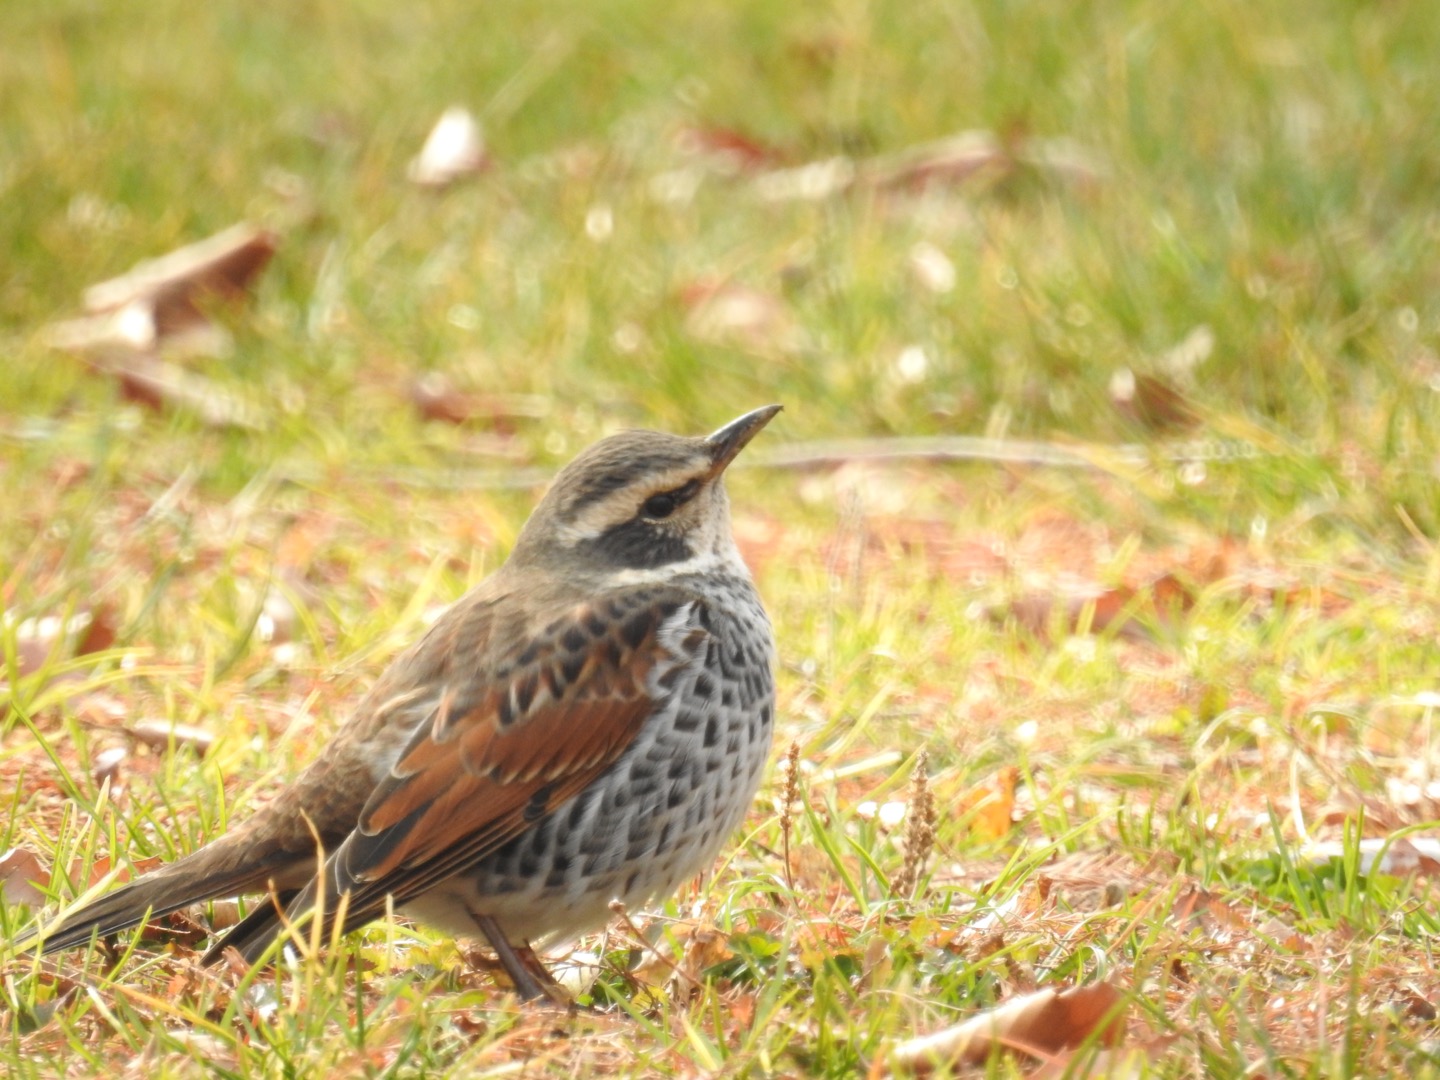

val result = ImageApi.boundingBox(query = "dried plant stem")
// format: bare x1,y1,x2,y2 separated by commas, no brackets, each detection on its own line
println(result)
893,750,938,901
778,740,801,898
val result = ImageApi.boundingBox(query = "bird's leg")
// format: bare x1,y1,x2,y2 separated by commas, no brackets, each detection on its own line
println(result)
471,914,568,1004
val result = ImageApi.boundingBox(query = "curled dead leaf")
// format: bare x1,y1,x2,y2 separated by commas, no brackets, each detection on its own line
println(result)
891,982,1127,1073
92,745,129,790
47,223,277,363
1006,572,1194,642
84,223,277,318
1110,368,1201,432
0,846,51,907
4,605,118,690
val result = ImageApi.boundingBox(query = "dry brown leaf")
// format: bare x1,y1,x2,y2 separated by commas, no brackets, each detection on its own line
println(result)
863,130,1011,192
109,355,262,430
409,374,548,429
84,223,277,318
1007,572,1193,642
0,846,51,907
408,106,487,188
675,125,785,174
891,982,1127,1073
752,129,1101,205
673,923,734,989
5,605,118,686
1171,886,1250,939
1396,983,1437,1022
1025,1037,1176,1079
1109,368,1201,432
91,745,129,791
955,766,1019,843
47,223,277,363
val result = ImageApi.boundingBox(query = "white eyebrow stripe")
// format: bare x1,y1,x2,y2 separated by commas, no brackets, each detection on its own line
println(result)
561,462,707,540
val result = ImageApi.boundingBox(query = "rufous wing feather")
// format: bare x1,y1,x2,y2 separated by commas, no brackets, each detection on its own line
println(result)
251,585,709,951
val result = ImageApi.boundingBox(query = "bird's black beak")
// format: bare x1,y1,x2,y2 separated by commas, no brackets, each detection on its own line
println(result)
705,405,782,477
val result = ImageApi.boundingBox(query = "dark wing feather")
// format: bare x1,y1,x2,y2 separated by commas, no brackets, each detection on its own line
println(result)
226,583,709,960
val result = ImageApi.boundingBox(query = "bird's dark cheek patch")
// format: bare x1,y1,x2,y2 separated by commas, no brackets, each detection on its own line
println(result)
593,522,693,569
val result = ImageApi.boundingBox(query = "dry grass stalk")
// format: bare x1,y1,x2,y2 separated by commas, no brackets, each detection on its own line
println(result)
778,740,801,897
893,750,938,900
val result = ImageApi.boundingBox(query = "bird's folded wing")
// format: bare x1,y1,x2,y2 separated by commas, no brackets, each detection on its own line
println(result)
323,584,709,920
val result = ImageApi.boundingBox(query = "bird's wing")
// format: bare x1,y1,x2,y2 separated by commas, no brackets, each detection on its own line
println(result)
307,582,710,931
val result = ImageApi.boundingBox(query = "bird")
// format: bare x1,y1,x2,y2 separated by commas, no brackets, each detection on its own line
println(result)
16,405,782,1000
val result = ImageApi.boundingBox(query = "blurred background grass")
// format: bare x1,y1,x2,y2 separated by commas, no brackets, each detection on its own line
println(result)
5,0,1437,474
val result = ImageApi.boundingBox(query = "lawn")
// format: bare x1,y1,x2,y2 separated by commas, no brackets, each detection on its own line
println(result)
3,0,1440,1075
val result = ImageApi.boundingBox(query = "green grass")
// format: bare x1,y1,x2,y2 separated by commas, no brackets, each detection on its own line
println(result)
4,0,1440,1075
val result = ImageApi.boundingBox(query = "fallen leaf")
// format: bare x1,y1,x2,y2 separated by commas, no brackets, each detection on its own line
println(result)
1110,368,1201,432
1007,572,1194,642
108,355,261,430
1171,886,1250,940
751,130,1102,205
1302,835,1440,878
47,223,278,362
408,106,487,188
91,745,129,791
673,923,734,990
674,125,785,174
955,766,1019,843
85,222,276,317
5,605,117,683
129,719,216,756
409,374,549,429
1397,984,1437,1022
0,846,51,907
1254,915,1307,953
863,130,1011,192
204,899,242,933
891,982,1127,1073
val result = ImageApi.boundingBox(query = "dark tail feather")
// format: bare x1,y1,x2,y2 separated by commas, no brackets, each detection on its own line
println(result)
199,891,296,966
204,847,379,966
14,856,290,957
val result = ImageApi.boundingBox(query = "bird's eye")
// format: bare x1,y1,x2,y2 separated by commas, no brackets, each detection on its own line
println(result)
641,479,700,521
642,492,678,519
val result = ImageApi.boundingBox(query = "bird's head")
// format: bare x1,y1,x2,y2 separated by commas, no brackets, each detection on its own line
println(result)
513,405,781,580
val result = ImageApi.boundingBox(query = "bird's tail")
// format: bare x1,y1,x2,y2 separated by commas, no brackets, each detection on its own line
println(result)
11,844,294,957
